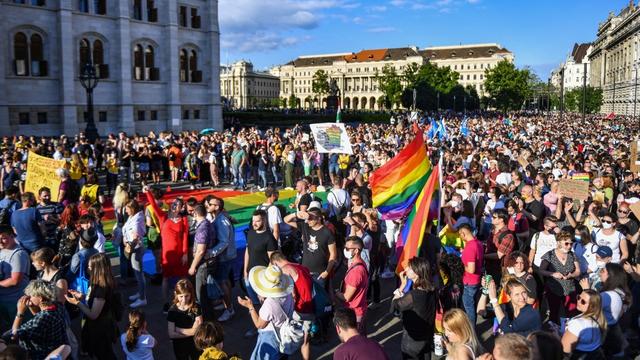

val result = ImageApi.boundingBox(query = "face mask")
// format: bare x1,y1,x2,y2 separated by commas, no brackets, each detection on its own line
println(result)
602,222,613,229
575,235,582,242
507,267,516,275
449,201,459,208
596,261,606,268
343,249,353,260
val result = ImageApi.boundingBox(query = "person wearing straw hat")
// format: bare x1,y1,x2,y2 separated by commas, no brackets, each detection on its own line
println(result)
237,264,294,360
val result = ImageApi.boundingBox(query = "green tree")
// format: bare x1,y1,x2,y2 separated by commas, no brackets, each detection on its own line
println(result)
280,97,287,108
402,62,421,89
375,65,403,109
564,86,603,114
484,60,533,111
312,70,330,107
288,94,297,109
415,62,460,94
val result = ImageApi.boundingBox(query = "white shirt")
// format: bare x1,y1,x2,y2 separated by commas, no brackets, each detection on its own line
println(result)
530,231,557,267
496,172,512,186
594,229,624,263
327,188,350,217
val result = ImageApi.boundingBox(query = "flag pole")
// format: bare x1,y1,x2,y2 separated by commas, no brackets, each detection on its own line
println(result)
435,152,444,236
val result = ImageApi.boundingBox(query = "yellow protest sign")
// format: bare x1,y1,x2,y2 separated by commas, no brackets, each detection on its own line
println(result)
24,151,66,201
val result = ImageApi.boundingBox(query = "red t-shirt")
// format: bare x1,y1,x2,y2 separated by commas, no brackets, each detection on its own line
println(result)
288,263,314,315
343,260,369,317
461,238,483,285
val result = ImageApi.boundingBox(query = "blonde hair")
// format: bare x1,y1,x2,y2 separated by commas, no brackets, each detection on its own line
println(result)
578,290,607,334
443,309,483,356
113,183,130,210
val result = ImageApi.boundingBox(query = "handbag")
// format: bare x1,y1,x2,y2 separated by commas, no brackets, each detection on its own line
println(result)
70,254,90,295
273,299,304,355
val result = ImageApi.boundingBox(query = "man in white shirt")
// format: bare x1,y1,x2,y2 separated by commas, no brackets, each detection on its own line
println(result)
327,177,350,221
528,216,559,270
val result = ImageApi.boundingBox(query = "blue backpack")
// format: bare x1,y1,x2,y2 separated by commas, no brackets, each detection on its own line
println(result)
69,254,90,296
312,279,332,318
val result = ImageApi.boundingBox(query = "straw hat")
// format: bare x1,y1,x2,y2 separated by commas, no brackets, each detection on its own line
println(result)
248,265,294,298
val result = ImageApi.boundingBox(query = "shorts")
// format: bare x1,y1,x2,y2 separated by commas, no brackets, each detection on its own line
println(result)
139,163,150,172
329,163,339,174
215,260,233,283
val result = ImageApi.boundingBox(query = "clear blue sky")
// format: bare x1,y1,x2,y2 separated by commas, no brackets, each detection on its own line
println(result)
219,0,631,79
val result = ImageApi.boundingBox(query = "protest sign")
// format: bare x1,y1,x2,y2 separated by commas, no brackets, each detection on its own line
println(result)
630,202,640,221
517,150,531,168
559,179,590,201
631,140,640,173
24,151,65,201
309,123,353,155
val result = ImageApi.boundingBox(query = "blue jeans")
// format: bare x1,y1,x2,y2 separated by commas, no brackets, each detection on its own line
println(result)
271,166,279,184
232,165,245,188
463,284,480,326
130,247,146,300
250,330,283,360
258,169,267,188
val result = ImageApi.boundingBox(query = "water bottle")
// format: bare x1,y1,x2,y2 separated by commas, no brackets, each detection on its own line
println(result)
434,334,443,356
310,322,319,337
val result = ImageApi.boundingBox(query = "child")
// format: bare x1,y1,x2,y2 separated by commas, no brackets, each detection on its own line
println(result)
167,279,203,360
121,310,155,360
194,322,241,360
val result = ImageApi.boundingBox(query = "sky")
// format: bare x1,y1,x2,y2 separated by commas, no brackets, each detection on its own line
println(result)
218,0,632,79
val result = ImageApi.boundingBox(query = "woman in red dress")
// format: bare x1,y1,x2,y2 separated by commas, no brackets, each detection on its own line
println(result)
144,186,189,311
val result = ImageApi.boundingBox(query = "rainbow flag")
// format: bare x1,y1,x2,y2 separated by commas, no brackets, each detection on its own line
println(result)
370,127,431,220
572,173,590,182
396,164,440,273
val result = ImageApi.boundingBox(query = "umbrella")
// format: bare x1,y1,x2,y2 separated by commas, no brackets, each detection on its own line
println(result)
200,128,216,135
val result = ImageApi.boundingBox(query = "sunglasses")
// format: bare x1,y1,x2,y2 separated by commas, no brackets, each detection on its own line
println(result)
351,198,360,201
601,220,614,224
618,210,630,215
562,241,573,246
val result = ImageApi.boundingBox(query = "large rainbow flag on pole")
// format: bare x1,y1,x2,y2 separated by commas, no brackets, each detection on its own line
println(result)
395,164,440,273
370,127,431,220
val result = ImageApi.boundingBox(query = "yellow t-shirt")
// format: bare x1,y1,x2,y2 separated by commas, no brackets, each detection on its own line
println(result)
107,158,118,174
338,154,350,170
69,164,83,180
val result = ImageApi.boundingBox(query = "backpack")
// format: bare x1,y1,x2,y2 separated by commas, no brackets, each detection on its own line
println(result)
328,190,348,221
273,300,304,355
69,253,90,295
0,200,16,225
312,279,333,318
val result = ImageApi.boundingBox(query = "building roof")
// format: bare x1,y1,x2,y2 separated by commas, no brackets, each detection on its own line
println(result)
418,44,511,60
571,43,591,64
285,55,347,67
285,47,421,67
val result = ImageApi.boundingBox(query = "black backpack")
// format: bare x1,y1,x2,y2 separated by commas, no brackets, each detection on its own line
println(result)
0,200,17,226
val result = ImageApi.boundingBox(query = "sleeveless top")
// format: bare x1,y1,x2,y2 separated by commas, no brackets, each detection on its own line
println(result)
288,263,314,315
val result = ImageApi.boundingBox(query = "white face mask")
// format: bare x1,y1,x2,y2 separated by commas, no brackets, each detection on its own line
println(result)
449,200,459,208
507,267,516,275
343,249,353,260
602,222,613,230
596,261,606,268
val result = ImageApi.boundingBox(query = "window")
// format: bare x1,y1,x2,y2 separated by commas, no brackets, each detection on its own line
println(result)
179,6,187,26
13,0,26,3
194,110,200,119
79,39,90,67
133,0,142,20
189,50,200,82
137,110,145,121
79,0,88,12
98,111,107,122
473,74,476,80
144,46,156,80
183,110,190,119
37,112,47,124
179,49,188,82
133,44,143,80
94,0,106,14
191,8,200,28
147,0,157,21
14,32,29,76
150,110,157,120
79,38,108,78
466,74,470,80
30,34,44,76
19,112,30,125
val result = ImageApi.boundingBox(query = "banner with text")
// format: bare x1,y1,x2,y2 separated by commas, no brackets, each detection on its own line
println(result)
25,151,66,201
559,179,590,201
309,122,353,155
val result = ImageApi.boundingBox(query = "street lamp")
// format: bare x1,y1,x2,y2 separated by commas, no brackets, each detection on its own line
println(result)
453,95,456,112
634,64,638,120
79,59,100,143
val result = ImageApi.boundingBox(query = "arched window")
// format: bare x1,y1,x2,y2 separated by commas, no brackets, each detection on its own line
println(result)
93,0,106,14
133,44,143,80
79,38,90,67
14,32,29,76
79,0,88,12
30,34,44,76
144,45,155,80
93,39,104,64
189,50,200,82
180,49,188,82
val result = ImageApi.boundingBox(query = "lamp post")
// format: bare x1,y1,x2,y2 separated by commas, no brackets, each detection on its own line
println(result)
634,64,638,120
560,66,565,123
453,95,456,112
613,71,617,115
79,59,99,143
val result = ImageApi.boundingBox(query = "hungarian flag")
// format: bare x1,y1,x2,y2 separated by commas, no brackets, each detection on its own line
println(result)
336,107,342,123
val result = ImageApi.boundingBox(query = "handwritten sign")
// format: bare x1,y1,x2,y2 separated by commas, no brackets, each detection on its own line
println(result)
517,150,531,169
630,202,640,221
24,151,65,200
559,179,590,201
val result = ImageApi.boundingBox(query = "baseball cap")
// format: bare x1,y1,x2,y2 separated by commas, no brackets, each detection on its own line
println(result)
596,246,613,259
308,201,322,211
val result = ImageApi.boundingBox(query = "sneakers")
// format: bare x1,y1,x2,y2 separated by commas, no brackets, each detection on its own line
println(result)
128,293,140,301
213,302,226,311
217,308,235,322
130,298,147,308
244,328,257,338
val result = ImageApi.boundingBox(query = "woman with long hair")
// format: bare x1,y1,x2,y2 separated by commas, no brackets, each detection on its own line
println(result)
478,278,542,336
591,263,631,357
167,279,203,360
391,257,437,359
573,225,598,276
65,253,118,360
31,247,67,303
55,204,80,269
121,310,155,359
442,308,484,360
122,199,147,308
561,289,607,359
143,186,189,310
113,183,132,283
502,251,537,306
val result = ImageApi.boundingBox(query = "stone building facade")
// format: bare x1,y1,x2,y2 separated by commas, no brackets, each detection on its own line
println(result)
275,43,513,110
589,1,640,115
0,0,222,137
220,61,280,109
550,43,592,91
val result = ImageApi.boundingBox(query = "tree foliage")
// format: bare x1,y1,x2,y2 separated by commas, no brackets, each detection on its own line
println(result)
564,86,603,114
312,70,330,106
484,60,533,111
288,94,298,109
375,65,403,109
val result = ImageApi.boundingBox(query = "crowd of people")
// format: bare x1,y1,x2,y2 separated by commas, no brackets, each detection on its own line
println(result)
0,110,639,360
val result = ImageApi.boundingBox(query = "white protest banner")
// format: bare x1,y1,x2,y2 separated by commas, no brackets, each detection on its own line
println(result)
309,122,353,155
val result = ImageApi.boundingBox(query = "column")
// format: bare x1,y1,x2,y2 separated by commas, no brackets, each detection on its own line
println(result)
0,1,10,135
165,0,182,132
115,0,135,134
206,0,222,130
59,0,79,136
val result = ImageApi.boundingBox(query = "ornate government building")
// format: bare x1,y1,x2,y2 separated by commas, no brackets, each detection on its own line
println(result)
273,43,513,110
220,61,280,109
0,0,222,136
589,1,640,115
